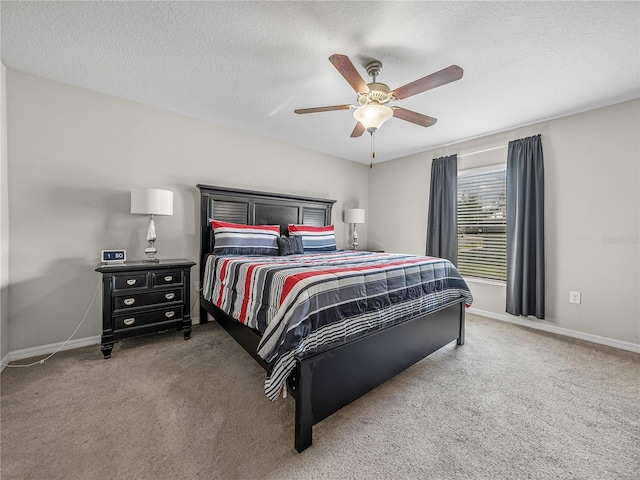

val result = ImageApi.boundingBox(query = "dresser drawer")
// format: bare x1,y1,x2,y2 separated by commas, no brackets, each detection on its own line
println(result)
114,274,148,290
152,270,182,287
113,288,183,310
114,306,183,330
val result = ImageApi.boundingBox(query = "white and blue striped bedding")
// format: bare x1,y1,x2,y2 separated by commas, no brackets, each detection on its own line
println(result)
203,250,473,400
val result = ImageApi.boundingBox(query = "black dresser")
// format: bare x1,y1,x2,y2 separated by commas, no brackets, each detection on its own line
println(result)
96,258,196,358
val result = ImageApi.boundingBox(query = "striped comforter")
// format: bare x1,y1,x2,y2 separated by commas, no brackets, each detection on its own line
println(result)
203,250,473,400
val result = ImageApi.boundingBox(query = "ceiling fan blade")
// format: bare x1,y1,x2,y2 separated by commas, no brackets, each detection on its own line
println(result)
329,54,370,94
294,104,353,114
391,65,463,100
392,107,437,127
350,122,365,137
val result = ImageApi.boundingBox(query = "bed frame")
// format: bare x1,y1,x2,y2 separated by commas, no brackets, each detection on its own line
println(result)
197,184,465,452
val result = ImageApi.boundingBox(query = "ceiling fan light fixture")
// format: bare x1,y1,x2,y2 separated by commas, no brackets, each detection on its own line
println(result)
353,104,393,131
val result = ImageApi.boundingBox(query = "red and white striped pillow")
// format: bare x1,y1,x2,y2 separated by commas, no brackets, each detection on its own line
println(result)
211,220,279,256
288,224,337,253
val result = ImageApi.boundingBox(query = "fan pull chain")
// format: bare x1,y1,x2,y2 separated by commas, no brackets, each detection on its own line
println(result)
370,130,375,169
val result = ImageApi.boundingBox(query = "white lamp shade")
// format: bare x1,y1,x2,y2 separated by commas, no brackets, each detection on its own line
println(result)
131,188,174,216
345,208,365,224
353,105,393,130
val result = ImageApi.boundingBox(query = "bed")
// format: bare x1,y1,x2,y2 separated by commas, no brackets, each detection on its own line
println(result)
197,184,472,452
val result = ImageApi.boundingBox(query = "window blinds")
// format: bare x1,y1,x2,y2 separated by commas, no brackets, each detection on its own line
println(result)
457,166,507,282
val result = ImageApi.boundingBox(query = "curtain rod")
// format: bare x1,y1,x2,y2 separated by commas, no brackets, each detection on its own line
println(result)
457,144,507,158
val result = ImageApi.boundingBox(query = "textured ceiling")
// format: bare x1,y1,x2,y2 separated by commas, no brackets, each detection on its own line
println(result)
1,1,639,164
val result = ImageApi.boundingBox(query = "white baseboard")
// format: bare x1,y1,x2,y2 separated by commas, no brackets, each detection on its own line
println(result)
1,335,102,371
1,317,205,372
468,307,640,353
2,312,635,373
1,351,10,372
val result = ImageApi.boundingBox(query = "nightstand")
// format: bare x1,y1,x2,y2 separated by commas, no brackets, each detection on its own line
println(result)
96,258,196,359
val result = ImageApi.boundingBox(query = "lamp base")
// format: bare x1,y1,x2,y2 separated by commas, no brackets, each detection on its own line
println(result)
352,223,359,250
143,215,160,262
143,254,160,263
143,240,159,262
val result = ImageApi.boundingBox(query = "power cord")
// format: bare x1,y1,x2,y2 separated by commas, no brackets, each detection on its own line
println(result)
1,278,101,368
191,287,201,312
2,280,202,368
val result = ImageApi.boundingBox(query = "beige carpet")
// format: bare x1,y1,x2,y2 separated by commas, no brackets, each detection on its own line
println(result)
1,314,638,480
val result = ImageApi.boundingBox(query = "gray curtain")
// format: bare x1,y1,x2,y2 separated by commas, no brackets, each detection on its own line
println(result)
426,155,458,265
506,135,545,319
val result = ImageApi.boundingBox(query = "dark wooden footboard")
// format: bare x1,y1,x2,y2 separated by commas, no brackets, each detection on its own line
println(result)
290,301,465,452
202,295,465,452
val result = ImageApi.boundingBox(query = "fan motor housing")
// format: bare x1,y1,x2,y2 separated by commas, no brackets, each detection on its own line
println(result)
358,82,393,106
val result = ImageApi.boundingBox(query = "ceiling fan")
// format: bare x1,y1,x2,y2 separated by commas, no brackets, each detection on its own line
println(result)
294,54,464,140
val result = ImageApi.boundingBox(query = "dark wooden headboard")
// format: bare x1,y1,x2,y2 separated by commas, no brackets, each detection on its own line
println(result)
197,184,336,277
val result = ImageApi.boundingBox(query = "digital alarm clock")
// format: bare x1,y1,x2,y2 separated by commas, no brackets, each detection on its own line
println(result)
101,249,126,264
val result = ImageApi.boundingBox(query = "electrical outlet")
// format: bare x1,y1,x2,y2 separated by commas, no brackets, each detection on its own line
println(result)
195,280,201,291
569,291,581,304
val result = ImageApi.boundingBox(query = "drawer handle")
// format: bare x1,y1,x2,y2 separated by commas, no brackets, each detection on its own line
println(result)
164,275,173,282
126,279,137,286
123,298,135,306
165,293,175,300
165,311,175,318
123,318,135,326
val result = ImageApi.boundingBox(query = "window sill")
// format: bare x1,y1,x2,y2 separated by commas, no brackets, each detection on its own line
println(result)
462,276,506,287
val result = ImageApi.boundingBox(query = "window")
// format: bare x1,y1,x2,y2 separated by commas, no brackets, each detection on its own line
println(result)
457,165,507,282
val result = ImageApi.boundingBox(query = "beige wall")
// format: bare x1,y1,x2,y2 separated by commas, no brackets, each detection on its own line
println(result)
1,64,9,361
5,69,368,351
4,67,638,354
369,99,640,345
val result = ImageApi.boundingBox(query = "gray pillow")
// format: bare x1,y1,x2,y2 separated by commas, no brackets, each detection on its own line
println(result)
278,235,304,256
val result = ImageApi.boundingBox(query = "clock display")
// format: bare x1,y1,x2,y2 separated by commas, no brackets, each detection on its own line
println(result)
101,250,126,263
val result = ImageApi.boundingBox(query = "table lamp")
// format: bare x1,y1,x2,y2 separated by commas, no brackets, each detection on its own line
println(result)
131,188,173,262
345,208,365,250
